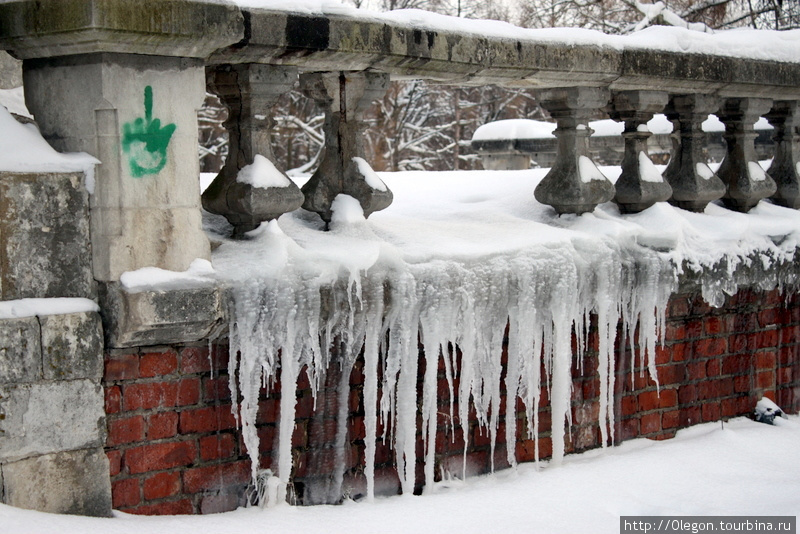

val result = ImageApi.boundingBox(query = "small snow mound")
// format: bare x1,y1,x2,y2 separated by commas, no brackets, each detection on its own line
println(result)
237,155,291,189
754,397,785,425
578,155,609,183
0,105,98,175
330,194,366,225
119,258,216,293
638,151,663,183
354,157,387,192
0,298,99,319
748,161,767,182
696,162,715,180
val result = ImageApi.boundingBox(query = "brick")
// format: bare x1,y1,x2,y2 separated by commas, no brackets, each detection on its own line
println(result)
668,298,690,317
147,412,178,440
686,319,704,338
655,346,671,365
180,346,213,374
679,405,701,427
179,405,237,434
139,351,178,378
661,409,680,430
777,366,792,385
755,351,777,370
107,449,122,477
701,402,721,422
665,323,686,341
758,308,779,328
780,325,800,345
112,478,140,509
734,375,751,394
105,386,122,414
670,343,688,362
729,334,748,354
721,354,748,375
204,376,233,402
687,362,706,381
107,415,145,446
751,329,779,350
705,358,720,377
104,353,139,381
640,413,661,434
123,379,200,411
200,433,237,462
183,461,252,494
657,389,678,408
143,471,181,501
124,499,193,515
257,398,279,424
693,337,727,358
126,441,197,474
678,384,697,404
721,397,740,418
656,363,685,385
704,316,727,336
616,418,638,442
756,370,775,390
638,390,660,412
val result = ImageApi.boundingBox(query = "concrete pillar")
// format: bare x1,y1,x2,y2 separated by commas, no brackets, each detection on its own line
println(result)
23,54,211,281
534,87,615,215
663,95,727,212
203,64,304,236
299,71,392,224
607,91,672,214
716,98,777,212
765,101,800,209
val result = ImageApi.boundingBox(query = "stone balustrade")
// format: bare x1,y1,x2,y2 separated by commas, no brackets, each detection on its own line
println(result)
2,0,800,270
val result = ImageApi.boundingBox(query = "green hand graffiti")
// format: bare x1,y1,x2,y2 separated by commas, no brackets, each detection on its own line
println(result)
121,86,176,177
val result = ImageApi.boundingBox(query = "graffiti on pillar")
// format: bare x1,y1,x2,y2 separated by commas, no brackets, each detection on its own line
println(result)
121,86,176,177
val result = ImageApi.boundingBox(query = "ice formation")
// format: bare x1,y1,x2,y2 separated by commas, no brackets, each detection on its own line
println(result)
217,205,676,505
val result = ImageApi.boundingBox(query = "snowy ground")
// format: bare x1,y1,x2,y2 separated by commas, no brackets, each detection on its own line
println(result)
1,416,798,534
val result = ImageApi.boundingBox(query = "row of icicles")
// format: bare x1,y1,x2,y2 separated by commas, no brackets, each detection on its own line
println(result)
226,241,676,505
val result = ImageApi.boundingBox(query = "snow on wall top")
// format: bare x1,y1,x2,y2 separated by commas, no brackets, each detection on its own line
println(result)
471,115,773,141
215,0,800,64
0,105,97,175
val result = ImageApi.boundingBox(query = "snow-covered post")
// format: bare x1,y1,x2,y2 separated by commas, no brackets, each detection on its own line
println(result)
203,64,304,236
716,98,777,212
534,87,616,214
299,71,393,225
662,94,727,212
607,90,672,213
765,101,800,209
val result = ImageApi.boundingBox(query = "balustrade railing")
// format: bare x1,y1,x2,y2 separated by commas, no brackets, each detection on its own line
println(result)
2,0,800,274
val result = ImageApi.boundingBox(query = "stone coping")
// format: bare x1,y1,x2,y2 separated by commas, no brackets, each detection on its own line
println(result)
1,0,799,98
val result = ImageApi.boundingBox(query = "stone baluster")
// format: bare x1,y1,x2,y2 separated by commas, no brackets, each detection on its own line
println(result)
203,64,304,236
663,95,727,212
716,98,777,212
607,90,672,214
534,87,615,215
765,101,800,209
299,71,393,225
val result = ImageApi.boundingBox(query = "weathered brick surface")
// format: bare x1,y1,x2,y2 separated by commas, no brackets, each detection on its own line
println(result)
103,289,800,514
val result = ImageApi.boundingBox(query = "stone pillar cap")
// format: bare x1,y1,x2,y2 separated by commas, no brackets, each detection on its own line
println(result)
0,0,243,60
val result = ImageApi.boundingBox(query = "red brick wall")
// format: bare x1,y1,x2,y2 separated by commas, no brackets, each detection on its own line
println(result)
102,288,800,514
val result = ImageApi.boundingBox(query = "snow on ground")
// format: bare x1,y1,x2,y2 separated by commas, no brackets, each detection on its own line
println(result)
1,416,798,534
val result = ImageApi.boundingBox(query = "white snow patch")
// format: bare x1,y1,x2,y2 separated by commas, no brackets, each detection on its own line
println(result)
696,162,715,180
330,194,366,225
0,298,99,319
354,156,388,191
237,155,291,189
638,152,663,183
578,155,609,183
748,161,767,182
0,105,98,176
119,259,216,293
472,119,556,141
0,86,31,118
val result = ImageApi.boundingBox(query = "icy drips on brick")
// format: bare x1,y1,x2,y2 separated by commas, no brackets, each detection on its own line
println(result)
220,215,675,505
